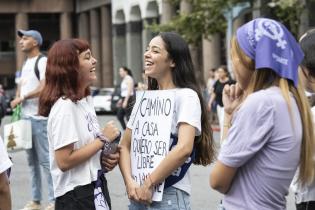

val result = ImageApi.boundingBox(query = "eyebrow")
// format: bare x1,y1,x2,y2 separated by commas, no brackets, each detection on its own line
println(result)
148,45,162,51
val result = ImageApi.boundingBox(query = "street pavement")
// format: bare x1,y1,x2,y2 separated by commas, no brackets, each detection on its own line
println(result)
0,114,295,210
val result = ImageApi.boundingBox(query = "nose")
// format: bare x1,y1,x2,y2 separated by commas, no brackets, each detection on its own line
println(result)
144,50,150,59
92,56,97,64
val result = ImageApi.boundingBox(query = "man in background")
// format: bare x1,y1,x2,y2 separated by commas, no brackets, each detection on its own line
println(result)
11,29,54,210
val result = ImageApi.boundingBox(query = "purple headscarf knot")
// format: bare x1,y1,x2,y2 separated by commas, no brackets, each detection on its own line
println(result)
236,18,304,87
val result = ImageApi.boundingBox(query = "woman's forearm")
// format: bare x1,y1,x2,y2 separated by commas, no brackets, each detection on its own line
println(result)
119,144,134,185
55,139,103,172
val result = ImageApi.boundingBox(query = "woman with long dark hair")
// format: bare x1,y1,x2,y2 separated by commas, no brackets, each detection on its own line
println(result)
119,32,215,209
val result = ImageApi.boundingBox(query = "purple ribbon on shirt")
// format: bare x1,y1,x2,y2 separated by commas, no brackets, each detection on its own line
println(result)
236,18,304,87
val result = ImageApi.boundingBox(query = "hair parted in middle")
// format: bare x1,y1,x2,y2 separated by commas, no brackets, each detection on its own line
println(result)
148,32,215,166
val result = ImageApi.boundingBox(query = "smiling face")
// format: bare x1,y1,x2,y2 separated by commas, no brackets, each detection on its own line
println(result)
78,49,97,88
144,36,175,81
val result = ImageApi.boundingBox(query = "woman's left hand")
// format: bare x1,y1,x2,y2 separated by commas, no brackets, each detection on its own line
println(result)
101,146,121,171
135,180,153,205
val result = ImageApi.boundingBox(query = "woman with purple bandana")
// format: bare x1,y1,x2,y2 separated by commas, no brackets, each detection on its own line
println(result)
210,18,315,210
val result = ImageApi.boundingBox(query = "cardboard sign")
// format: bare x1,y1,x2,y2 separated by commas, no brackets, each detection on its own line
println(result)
130,90,175,201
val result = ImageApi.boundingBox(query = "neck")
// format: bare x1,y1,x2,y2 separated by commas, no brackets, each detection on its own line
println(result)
157,79,175,90
26,48,41,58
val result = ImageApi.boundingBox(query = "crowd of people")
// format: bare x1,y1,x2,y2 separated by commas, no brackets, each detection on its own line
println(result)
0,17,315,210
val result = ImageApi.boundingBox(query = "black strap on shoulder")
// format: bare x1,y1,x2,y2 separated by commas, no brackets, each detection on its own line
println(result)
34,54,46,80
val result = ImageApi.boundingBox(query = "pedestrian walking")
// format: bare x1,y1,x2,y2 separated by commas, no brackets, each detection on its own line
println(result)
208,65,235,140
38,38,121,210
0,136,12,210
291,28,315,210
10,29,55,210
210,18,314,210
119,32,215,210
116,66,135,130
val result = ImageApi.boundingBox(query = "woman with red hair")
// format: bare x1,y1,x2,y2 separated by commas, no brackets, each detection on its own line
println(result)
39,39,120,210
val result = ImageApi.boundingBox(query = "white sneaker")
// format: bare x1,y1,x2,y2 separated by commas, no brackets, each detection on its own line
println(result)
44,203,55,210
19,201,41,210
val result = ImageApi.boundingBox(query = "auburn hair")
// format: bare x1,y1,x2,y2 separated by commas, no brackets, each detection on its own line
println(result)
39,39,90,117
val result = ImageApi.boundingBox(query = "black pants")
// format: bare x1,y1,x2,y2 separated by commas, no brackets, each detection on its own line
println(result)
296,201,315,210
55,176,111,210
117,96,134,129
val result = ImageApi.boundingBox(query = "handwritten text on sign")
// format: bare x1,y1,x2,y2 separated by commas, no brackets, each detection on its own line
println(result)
131,90,175,201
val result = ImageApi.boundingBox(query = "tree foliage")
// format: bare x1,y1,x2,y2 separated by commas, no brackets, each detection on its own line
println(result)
148,0,314,44
268,0,304,36
148,0,249,44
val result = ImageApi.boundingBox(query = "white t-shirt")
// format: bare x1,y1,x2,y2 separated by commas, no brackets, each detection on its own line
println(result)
47,96,102,197
20,55,47,117
120,75,134,97
0,137,12,174
127,88,201,195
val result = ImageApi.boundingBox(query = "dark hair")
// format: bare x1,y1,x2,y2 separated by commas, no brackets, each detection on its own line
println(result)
148,32,215,165
39,39,90,117
121,66,133,77
300,28,315,78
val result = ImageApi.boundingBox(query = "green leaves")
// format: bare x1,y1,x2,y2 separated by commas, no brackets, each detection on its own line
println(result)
147,0,247,44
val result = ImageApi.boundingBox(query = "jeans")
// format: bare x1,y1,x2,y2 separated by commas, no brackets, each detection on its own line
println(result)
128,187,191,210
24,117,54,202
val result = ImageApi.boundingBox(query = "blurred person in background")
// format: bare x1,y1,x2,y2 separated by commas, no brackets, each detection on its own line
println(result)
10,29,54,210
116,66,135,130
206,68,218,124
207,65,235,139
291,28,315,210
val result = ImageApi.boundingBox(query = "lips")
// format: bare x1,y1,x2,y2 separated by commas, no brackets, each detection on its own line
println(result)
90,67,96,73
144,61,153,69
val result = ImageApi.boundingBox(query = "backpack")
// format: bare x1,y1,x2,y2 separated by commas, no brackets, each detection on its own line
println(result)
34,54,46,80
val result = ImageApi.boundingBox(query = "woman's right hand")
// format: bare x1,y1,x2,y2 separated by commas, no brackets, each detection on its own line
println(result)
222,83,244,115
102,121,120,142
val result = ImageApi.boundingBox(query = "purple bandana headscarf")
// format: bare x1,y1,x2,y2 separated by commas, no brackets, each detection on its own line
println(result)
236,18,304,87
